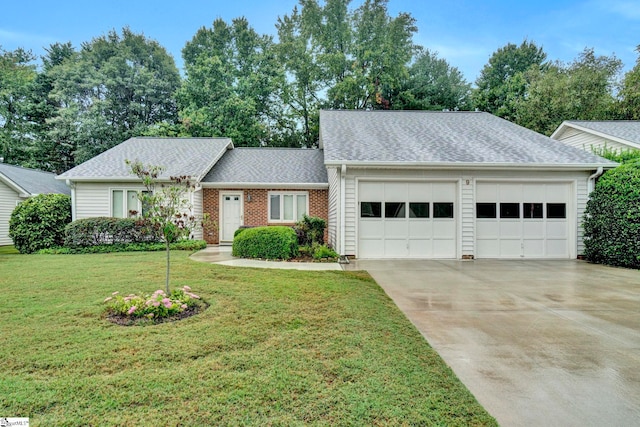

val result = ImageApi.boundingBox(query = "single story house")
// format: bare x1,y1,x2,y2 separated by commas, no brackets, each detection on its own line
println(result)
58,111,616,260
0,162,71,246
551,120,640,153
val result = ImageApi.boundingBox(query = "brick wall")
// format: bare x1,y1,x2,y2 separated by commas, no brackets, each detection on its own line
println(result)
202,188,329,244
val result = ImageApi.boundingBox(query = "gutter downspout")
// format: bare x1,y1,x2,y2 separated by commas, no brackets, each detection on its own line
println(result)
339,164,348,264
66,179,76,221
587,167,604,194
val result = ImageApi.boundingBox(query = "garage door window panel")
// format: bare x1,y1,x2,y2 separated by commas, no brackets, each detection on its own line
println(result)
523,203,543,219
476,203,496,219
500,203,520,219
433,202,454,218
385,202,406,218
361,202,382,218
547,203,566,219
409,202,429,218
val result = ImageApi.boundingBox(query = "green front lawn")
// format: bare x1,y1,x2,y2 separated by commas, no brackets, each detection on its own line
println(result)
0,251,496,426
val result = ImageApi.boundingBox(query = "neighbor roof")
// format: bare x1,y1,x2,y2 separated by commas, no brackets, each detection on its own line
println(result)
58,137,233,181
551,120,640,149
0,163,70,196
202,148,328,187
320,110,616,168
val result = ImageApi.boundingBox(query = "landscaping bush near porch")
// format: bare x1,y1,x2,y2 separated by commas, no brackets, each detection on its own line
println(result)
232,226,299,260
0,251,496,425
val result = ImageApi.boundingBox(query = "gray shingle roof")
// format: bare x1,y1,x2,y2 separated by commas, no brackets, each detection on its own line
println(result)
202,148,328,185
561,120,640,146
58,137,233,181
320,110,616,166
0,163,70,195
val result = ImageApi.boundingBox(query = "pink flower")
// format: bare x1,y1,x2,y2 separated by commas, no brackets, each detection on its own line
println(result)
162,298,172,308
187,292,200,299
112,291,119,296
127,306,137,315
153,301,160,307
104,297,113,303
147,313,154,318
183,286,191,291
124,296,132,302
145,300,153,306
181,304,187,309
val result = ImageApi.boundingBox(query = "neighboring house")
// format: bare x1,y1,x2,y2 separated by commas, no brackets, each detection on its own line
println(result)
551,120,640,153
57,111,616,260
0,162,71,246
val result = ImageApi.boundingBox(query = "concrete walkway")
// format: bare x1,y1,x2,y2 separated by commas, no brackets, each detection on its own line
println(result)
190,245,342,271
344,259,640,427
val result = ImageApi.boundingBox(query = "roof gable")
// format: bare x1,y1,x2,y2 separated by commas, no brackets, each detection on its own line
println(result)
58,137,233,182
0,163,70,196
202,148,328,187
551,121,640,150
320,110,615,168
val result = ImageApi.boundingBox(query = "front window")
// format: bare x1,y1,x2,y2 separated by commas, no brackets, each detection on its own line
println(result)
269,192,308,222
111,189,145,218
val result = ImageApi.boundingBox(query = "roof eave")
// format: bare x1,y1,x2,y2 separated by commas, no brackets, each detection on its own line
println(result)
55,176,174,183
200,182,329,189
0,172,31,197
551,122,640,149
323,160,618,170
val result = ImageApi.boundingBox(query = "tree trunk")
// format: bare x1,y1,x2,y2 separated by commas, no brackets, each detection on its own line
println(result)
165,240,170,294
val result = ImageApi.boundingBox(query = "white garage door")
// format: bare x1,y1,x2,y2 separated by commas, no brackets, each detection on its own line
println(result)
476,182,571,258
358,181,457,258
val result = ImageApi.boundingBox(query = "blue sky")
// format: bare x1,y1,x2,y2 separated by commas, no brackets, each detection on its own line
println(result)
1,0,638,83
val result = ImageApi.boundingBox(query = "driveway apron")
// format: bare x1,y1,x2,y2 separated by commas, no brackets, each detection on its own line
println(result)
344,259,640,427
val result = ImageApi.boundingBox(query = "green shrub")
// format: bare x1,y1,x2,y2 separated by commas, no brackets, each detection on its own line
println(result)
64,217,161,247
583,161,640,269
312,244,339,260
295,215,326,246
234,226,254,238
9,194,72,254
38,240,207,254
232,226,299,260
592,146,640,164
103,286,205,324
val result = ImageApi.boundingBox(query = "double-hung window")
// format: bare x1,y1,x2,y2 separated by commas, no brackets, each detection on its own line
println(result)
269,192,308,222
111,189,146,218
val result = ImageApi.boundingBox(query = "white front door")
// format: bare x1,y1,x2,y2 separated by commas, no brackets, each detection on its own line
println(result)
221,194,243,242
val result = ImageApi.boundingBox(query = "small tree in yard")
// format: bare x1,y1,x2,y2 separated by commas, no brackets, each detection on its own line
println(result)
127,160,210,293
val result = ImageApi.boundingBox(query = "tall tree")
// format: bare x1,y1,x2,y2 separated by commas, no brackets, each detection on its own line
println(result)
47,28,180,166
179,17,282,146
303,0,417,109
473,40,547,120
0,47,37,165
393,49,471,111
275,6,323,147
513,48,622,135
616,45,640,119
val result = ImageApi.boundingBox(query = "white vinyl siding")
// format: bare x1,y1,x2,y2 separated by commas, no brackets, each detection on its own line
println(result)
0,181,23,246
327,167,340,250
191,188,203,240
555,129,638,153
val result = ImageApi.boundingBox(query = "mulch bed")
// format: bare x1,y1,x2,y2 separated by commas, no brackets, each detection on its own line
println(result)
105,302,209,326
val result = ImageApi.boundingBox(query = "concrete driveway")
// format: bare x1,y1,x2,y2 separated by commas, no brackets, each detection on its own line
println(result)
344,259,640,427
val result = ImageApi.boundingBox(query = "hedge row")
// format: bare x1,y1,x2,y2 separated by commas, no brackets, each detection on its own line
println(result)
64,217,161,248
38,240,207,254
232,226,299,260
